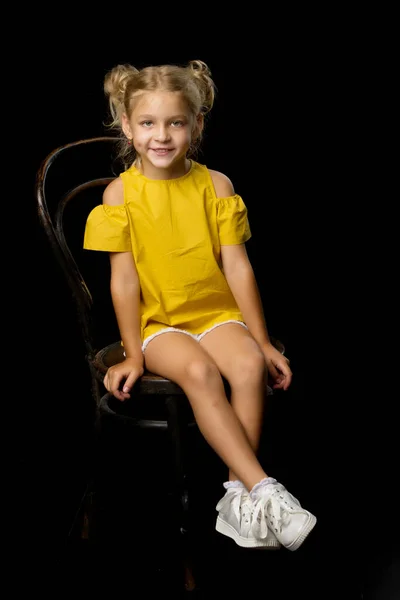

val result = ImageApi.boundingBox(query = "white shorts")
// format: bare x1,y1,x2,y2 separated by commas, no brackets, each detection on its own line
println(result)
142,320,248,352
123,319,273,395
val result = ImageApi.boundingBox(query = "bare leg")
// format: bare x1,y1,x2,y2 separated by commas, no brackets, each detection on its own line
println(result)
200,323,267,484
144,332,267,491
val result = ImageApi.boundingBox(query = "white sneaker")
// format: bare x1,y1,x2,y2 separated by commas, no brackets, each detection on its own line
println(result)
251,479,317,551
215,484,281,549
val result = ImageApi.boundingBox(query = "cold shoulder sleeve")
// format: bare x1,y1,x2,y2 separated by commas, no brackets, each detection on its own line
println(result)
216,194,252,245
83,204,132,252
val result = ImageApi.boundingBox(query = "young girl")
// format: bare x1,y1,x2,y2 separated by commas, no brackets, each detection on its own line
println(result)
83,59,316,551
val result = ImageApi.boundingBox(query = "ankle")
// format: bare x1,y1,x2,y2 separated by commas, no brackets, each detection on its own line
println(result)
250,477,277,500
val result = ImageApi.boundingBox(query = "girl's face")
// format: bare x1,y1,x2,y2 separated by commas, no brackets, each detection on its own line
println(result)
123,91,200,179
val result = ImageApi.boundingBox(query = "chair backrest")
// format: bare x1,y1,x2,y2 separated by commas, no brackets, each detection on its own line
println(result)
35,136,125,368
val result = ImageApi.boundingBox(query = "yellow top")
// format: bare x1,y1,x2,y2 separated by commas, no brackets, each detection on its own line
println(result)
83,160,252,343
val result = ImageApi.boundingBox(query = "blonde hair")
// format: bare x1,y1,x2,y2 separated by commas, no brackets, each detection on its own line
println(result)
103,60,216,165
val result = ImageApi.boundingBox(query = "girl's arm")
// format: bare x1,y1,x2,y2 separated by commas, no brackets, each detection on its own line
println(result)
109,250,143,363
221,242,271,350
102,179,144,400
209,169,270,348
221,242,291,390
210,169,292,389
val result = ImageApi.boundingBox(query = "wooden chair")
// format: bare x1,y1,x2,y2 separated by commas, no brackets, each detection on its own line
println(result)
35,136,284,592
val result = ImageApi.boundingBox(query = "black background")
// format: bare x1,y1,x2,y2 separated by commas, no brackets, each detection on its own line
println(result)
17,12,398,598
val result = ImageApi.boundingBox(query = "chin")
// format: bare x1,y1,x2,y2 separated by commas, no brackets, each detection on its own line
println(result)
151,156,179,168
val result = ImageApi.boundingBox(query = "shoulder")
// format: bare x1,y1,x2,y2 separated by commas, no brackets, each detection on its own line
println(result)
103,176,124,206
208,169,235,198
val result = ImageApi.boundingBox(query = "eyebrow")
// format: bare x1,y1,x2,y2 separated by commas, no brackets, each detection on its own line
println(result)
137,114,188,120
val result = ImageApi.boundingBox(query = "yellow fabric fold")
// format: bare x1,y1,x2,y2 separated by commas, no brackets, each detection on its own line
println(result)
217,194,252,245
83,204,131,252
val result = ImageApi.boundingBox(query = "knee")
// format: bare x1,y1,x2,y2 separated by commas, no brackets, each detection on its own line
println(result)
184,360,221,388
229,350,266,387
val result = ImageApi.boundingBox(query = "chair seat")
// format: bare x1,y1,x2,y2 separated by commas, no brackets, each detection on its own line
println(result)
92,337,284,399
92,341,185,395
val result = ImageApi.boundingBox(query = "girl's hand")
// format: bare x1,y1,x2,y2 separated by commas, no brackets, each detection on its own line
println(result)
262,342,292,391
103,358,144,401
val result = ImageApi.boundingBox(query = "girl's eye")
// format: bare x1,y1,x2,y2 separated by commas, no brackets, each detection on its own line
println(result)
141,121,152,127
171,120,184,127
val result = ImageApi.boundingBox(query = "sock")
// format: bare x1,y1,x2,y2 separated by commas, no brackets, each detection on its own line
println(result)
223,480,245,490
250,477,277,501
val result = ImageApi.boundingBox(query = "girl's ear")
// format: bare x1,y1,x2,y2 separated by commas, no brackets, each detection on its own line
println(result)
197,113,204,135
122,113,133,140
193,113,204,140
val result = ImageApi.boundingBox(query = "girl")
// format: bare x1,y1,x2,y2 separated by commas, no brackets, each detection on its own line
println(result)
83,59,316,551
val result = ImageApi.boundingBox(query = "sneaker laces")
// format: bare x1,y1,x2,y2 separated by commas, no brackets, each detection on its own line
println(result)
216,487,252,529
252,484,300,539
240,496,253,528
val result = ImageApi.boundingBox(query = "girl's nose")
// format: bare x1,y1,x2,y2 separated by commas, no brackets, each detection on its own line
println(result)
154,125,170,142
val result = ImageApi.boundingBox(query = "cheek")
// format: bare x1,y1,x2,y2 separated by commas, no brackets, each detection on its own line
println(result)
181,129,193,145
170,129,191,147
132,129,149,145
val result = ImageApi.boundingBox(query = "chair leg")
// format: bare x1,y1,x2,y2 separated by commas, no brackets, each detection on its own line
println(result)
165,395,197,592
80,483,96,540
66,479,94,541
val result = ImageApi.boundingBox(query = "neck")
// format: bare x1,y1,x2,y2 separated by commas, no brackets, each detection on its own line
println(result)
136,156,191,180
